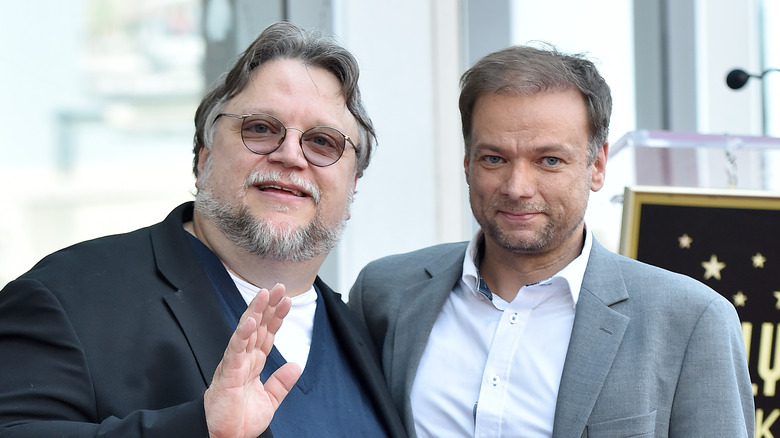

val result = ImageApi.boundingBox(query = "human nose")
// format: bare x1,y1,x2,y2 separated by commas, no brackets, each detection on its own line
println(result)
501,162,536,199
266,127,309,168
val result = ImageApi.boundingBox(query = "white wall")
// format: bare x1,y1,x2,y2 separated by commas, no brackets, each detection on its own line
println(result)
333,0,467,292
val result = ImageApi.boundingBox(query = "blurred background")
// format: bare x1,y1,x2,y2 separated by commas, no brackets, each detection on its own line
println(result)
1,0,778,292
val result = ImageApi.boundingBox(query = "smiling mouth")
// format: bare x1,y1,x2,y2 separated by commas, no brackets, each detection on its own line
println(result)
245,170,321,204
258,184,307,197
498,210,545,222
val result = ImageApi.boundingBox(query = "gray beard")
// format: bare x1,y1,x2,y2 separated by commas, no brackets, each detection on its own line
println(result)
195,188,345,262
194,169,349,262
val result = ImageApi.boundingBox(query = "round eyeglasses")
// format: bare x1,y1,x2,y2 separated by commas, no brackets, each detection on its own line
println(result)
214,113,356,167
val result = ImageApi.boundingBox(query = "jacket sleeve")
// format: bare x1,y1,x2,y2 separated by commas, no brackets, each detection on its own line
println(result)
0,278,217,438
669,296,755,437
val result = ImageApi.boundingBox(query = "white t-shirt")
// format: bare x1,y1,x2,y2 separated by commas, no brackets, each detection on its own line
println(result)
227,272,317,369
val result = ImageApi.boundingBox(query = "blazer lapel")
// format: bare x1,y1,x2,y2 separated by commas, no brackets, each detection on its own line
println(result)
552,240,630,437
151,203,233,386
390,244,467,430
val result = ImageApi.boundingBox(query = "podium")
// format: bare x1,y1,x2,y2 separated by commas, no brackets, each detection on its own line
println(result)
613,130,780,433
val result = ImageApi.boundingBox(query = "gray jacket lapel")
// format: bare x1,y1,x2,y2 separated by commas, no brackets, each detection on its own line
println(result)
390,244,466,431
553,240,630,437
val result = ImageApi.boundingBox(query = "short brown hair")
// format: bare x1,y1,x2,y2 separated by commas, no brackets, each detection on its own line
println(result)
459,44,612,164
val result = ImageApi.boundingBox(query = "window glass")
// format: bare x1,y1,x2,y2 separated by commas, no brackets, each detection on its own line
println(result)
764,0,779,137
762,0,780,189
0,0,204,286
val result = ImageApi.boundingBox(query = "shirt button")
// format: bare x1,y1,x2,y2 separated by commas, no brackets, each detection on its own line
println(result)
509,313,519,324
491,375,501,386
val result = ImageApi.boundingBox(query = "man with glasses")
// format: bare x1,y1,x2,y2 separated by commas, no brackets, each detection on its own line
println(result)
0,22,405,438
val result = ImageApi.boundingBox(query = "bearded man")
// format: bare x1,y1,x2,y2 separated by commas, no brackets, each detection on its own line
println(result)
0,22,406,438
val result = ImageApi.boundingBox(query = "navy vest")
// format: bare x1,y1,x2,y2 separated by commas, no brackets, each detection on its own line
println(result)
187,234,387,437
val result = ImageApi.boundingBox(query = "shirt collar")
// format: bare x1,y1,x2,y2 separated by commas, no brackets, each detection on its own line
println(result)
461,227,593,307
227,270,316,306
462,232,486,297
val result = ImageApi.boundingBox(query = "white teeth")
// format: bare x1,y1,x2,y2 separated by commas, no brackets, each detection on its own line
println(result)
262,184,304,197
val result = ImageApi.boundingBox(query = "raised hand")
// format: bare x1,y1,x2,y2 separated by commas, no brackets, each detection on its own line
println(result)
204,283,302,438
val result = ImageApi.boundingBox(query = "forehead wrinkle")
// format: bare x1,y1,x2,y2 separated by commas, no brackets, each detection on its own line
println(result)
303,63,322,95
231,60,357,140
302,63,348,111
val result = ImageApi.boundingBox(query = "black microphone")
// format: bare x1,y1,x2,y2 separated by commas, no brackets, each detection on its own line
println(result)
726,69,752,89
726,67,780,90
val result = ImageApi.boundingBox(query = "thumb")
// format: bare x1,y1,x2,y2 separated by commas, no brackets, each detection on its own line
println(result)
263,362,302,409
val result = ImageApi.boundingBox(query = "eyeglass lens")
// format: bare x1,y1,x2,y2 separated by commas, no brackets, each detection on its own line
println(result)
240,114,346,166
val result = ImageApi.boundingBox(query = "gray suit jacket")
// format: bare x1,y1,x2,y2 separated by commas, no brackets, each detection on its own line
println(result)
349,239,754,438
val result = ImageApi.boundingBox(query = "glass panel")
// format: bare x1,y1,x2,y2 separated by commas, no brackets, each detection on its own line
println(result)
0,0,204,286
762,0,780,190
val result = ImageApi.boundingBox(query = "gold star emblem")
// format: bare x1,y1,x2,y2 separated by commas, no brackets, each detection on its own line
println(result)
678,234,693,249
774,292,780,310
753,253,766,268
701,254,726,280
732,291,747,307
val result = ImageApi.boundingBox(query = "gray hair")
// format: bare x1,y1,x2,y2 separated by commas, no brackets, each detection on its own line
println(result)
459,44,612,164
192,21,375,178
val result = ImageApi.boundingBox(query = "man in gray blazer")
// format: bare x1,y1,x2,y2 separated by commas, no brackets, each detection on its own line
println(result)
349,45,754,437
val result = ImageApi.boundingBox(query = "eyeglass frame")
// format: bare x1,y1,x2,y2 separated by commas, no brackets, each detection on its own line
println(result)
213,112,357,167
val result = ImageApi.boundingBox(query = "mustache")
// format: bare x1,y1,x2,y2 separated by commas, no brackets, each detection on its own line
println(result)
244,170,322,204
491,199,547,213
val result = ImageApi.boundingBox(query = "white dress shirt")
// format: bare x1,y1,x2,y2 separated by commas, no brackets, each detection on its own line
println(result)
410,229,592,438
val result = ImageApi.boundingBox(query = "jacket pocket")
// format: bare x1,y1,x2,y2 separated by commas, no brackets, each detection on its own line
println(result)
585,411,657,438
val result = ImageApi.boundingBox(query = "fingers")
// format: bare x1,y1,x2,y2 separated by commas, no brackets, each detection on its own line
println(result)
267,283,286,307
267,293,292,335
243,284,288,328
204,283,297,438
218,312,261,376
241,288,271,327
263,362,302,409
252,284,289,353
219,284,291,376
219,285,273,368
260,284,290,331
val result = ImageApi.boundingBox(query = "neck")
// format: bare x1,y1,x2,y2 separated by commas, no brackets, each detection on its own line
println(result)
478,227,585,302
187,212,324,297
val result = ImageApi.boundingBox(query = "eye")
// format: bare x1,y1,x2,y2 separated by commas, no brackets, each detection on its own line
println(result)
542,157,561,166
249,123,269,134
483,155,504,165
242,116,283,138
310,135,336,148
302,128,343,157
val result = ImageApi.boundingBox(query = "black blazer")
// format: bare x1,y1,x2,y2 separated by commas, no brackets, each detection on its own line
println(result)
0,202,406,438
